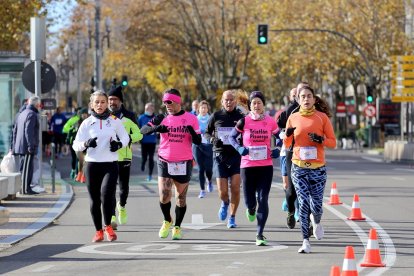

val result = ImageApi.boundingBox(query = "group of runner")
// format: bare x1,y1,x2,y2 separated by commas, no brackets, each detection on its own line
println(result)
71,83,336,253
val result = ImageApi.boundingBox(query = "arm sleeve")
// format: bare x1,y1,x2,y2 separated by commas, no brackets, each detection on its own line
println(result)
189,119,202,145
228,118,244,150
140,114,165,135
129,119,143,143
322,116,337,148
63,116,78,134
204,114,215,143
283,117,293,149
116,119,130,148
72,121,88,152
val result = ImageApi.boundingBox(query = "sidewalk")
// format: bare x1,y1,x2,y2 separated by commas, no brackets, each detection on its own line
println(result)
0,162,73,249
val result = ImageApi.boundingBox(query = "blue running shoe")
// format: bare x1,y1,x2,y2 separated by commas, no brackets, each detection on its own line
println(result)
227,216,237,228
207,181,213,192
218,201,229,221
282,199,288,212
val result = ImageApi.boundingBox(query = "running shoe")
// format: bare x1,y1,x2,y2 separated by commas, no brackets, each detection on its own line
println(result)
286,212,296,229
75,172,83,182
310,214,324,240
159,220,173,238
111,215,118,230
281,199,288,212
92,229,104,242
256,234,268,246
104,225,117,242
70,169,76,179
146,175,152,181
117,202,128,225
218,202,229,221
198,190,206,198
80,174,86,183
172,226,182,240
298,239,311,253
246,209,256,222
227,216,237,228
207,181,213,192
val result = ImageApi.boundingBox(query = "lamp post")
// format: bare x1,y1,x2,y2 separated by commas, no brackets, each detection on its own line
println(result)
57,48,72,111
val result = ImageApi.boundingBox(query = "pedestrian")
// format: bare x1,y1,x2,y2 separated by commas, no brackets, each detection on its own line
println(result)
192,100,214,198
138,102,157,181
190,99,199,115
284,86,336,253
49,107,67,158
12,96,41,195
108,85,143,229
277,82,309,229
72,90,130,243
204,90,244,228
228,91,279,246
140,88,201,240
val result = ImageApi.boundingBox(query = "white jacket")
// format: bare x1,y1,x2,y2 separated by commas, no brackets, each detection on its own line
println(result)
72,114,129,162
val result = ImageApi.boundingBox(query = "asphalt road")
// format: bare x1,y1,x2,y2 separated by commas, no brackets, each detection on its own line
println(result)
0,146,413,275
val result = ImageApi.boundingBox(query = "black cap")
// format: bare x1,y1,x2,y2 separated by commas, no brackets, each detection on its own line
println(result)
108,85,123,102
249,91,265,107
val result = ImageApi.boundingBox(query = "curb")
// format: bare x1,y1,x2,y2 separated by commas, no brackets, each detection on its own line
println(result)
0,180,73,248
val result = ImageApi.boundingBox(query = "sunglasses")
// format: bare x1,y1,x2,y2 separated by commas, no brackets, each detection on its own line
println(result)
163,100,173,105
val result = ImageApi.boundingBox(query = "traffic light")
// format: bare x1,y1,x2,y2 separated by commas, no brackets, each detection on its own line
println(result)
121,75,128,87
257,24,268,45
366,86,374,104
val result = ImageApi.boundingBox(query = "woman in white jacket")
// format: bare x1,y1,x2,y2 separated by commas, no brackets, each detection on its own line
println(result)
72,90,129,242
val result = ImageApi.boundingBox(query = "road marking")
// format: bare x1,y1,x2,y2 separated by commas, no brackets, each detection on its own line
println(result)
361,156,383,163
77,240,288,256
393,168,414,172
390,176,405,181
355,171,366,175
181,214,222,230
32,265,55,272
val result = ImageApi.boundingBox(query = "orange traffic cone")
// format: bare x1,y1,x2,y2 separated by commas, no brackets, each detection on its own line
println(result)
347,194,366,220
341,246,358,276
330,265,341,276
360,228,385,267
327,182,343,205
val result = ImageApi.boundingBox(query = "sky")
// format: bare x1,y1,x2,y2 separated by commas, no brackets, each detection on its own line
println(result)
46,0,77,49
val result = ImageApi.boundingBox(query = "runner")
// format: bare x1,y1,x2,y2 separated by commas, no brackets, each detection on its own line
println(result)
72,90,130,242
204,90,244,228
284,86,336,253
137,103,157,181
192,100,214,198
108,86,143,229
228,91,279,245
140,88,201,240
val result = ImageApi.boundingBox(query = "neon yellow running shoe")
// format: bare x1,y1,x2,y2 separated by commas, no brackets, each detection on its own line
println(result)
111,215,118,230
246,209,256,222
172,226,182,240
256,234,268,246
117,202,128,225
159,220,173,238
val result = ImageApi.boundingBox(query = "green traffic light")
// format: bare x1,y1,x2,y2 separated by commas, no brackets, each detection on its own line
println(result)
259,37,267,44
367,95,373,103
122,80,128,86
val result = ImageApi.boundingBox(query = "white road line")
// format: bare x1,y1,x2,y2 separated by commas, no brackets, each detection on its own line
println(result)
390,177,405,181
393,168,414,172
361,156,383,163
355,171,366,175
32,265,55,272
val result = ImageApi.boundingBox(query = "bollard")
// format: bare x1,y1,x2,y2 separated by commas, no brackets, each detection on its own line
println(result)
50,143,56,193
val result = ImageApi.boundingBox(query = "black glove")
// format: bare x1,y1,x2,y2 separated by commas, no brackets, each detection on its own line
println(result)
152,114,166,125
110,138,123,152
211,137,223,147
286,127,296,137
84,137,98,148
271,148,280,158
308,132,324,144
155,125,169,133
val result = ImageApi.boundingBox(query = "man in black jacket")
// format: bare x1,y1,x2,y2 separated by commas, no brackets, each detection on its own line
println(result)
108,85,138,126
12,96,41,195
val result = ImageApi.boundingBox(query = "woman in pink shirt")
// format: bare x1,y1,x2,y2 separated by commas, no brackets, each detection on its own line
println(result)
140,88,201,240
228,91,279,246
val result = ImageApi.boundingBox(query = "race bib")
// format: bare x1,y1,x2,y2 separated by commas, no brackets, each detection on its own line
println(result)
167,162,187,175
201,135,208,144
248,145,267,160
299,147,317,160
217,127,233,145
55,118,63,125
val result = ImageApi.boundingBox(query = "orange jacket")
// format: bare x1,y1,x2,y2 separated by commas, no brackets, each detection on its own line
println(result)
284,110,336,167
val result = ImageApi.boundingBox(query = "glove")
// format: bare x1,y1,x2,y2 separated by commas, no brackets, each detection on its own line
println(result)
155,125,169,133
110,138,122,152
84,137,98,148
237,146,249,156
271,148,280,158
308,132,324,144
211,137,223,147
286,127,296,137
152,114,166,125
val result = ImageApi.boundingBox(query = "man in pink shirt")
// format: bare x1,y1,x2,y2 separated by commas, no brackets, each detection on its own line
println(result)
140,88,201,240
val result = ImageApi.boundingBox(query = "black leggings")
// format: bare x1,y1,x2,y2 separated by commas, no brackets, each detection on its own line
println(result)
70,146,77,171
241,165,273,236
141,143,156,176
285,151,297,213
84,161,118,231
112,161,131,214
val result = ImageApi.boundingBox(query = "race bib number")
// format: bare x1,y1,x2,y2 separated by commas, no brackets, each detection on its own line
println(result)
201,135,208,144
248,146,267,160
299,147,317,160
55,118,63,125
167,162,187,175
217,127,233,145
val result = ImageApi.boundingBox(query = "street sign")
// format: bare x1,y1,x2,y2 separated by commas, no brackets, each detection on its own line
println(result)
390,55,414,102
22,61,56,94
41,98,57,110
391,55,414,62
363,105,376,118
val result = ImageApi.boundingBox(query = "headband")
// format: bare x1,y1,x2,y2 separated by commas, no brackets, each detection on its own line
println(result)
163,93,181,104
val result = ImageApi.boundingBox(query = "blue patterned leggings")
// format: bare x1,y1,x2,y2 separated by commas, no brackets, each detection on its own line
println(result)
291,164,327,240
